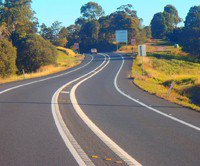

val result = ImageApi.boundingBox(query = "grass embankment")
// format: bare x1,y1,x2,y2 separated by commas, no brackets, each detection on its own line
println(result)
0,47,84,84
131,40,200,111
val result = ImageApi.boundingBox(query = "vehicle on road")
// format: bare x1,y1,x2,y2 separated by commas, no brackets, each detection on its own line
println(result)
91,48,97,54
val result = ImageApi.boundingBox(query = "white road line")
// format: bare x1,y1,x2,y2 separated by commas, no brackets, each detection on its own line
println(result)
69,55,142,166
51,54,108,165
114,54,200,131
61,91,70,94
52,87,94,166
0,55,94,95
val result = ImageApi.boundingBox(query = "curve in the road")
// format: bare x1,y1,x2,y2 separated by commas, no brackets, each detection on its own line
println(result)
52,54,109,165
114,54,200,131
68,54,142,166
0,54,93,95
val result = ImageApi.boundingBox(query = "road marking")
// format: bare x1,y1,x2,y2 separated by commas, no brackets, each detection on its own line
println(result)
52,87,93,166
114,54,200,131
70,55,142,166
61,91,70,94
51,54,108,165
0,55,94,95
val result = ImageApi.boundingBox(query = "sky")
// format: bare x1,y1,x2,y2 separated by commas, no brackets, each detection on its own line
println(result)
32,0,199,27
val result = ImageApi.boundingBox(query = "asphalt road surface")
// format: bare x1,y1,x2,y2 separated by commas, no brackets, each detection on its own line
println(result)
0,53,200,166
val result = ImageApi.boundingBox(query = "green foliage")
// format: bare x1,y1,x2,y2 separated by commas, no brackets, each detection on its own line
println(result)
0,39,17,77
0,22,11,39
181,27,200,56
81,2,105,20
183,85,200,106
151,5,181,39
151,12,167,38
16,34,57,72
0,0,37,38
117,4,137,18
144,26,152,38
164,4,182,26
79,20,100,45
66,3,146,52
40,21,68,46
185,6,200,28
167,6,200,57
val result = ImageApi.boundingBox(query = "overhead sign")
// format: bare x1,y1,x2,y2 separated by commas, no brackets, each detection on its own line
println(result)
138,45,146,56
115,30,128,43
74,43,79,50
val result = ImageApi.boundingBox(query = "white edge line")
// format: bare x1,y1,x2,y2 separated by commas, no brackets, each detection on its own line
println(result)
114,54,200,131
0,55,94,95
51,54,108,165
70,54,142,166
52,87,94,166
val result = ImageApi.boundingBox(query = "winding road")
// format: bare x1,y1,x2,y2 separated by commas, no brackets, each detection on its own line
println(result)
0,53,200,166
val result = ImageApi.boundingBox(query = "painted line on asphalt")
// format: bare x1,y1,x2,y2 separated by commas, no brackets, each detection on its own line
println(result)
0,54,93,95
51,54,108,165
61,91,70,94
70,55,142,166
114,54,200,131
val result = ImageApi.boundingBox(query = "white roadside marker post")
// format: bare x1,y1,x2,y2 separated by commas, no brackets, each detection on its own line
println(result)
22,69,26,79
167,81,175,96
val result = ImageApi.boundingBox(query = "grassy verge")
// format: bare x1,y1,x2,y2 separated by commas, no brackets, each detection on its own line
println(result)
131,40,200,111
0,48,84,84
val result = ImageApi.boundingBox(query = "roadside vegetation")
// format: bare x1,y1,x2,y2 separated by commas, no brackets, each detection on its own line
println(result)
131,40,200,111
0,0,83,84
0,47,84,84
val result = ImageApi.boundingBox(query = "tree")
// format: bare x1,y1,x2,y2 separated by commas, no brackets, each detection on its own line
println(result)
75,17,86,27
39,21,64,45
117,4,137,18
54,27,68,46
16,34,57,72
0,38,17,77
151,12,167,38
0,23,11,39
39,23,53,41
164,4,182,27
185,6,200,28
79,20,100,45
0,0,37,38
181,6,200,56
144,26,152,38
151,5,182,39
80,2,105,20
66,24,80,48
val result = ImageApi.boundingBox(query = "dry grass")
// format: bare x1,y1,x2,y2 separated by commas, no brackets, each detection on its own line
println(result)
57,46,76,56
132,41,200,111
0,48,84,84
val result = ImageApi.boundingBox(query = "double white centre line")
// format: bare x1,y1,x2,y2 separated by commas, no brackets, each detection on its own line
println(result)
52,53,142,166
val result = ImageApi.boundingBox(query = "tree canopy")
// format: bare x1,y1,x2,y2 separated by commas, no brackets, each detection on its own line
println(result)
80,2,105,20
151,4,182,39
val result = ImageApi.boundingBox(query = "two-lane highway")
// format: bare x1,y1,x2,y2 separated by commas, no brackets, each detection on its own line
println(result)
0,54,105,166
1,52,200,166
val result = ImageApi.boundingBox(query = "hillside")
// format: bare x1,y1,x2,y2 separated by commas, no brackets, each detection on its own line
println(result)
131,40,200,111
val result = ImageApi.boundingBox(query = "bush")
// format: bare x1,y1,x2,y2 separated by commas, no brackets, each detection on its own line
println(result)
17,34,57,72
0,39,17,77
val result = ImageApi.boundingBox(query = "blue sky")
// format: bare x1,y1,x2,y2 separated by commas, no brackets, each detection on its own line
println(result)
32,0,199,27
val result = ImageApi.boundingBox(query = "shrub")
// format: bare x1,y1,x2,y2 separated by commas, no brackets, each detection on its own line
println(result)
17,34,57,72
0,39,17,77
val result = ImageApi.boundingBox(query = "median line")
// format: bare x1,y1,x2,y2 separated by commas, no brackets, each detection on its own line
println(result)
51,54,108,165
69,54,142,166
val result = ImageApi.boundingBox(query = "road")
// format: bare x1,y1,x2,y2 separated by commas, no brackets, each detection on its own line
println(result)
0,53,200,166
